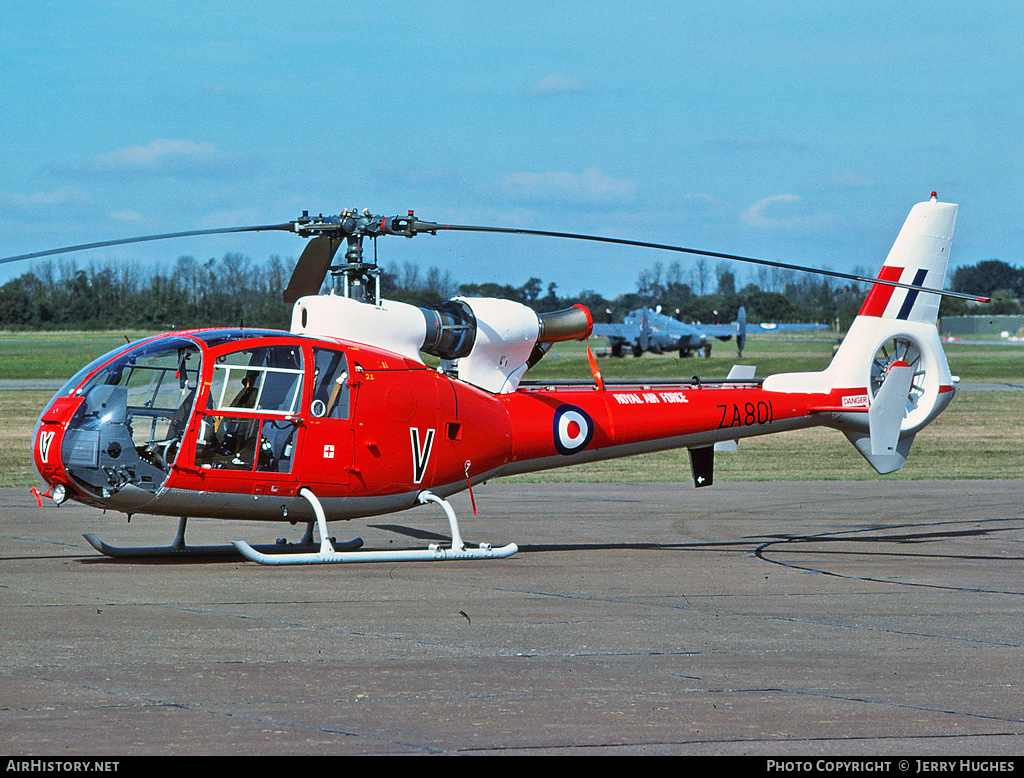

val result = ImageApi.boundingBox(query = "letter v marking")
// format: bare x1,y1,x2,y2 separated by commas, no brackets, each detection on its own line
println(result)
410,427,436,484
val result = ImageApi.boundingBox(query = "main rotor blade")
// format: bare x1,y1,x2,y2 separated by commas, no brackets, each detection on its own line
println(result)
283,235,340,304
1,209,990,305
0,223,294,266
414,221,989,303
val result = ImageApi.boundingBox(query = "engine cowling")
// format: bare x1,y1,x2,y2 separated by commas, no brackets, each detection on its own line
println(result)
290,295,593,393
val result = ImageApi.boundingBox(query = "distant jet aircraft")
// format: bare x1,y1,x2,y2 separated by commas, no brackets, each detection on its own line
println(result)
592,306,828,358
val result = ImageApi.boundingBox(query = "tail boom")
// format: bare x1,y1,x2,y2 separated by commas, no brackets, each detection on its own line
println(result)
459,197,962,488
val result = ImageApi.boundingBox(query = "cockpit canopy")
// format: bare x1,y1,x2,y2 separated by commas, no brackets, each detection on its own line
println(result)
44,335,203,500
38,329,328,504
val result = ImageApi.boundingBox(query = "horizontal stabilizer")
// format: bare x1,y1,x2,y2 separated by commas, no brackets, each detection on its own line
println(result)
714,365,756,452
726,365,757,380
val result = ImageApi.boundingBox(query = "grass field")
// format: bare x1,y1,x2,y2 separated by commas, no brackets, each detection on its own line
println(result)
2,329,1021,487
0,330,156,379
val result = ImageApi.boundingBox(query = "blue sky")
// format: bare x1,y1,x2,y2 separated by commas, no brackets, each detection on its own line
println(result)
1,1,1020,298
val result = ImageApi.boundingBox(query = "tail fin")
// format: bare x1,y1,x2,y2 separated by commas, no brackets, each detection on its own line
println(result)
852,195,957,327
763,195,958,473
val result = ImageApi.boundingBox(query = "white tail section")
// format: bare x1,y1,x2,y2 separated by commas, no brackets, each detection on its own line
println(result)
763,196,958,473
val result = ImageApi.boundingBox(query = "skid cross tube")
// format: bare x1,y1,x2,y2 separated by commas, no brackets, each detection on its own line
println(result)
232,489,517,565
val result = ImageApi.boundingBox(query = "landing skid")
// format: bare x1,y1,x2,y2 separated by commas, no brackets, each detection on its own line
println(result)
233,488,518,565
83,516,363,560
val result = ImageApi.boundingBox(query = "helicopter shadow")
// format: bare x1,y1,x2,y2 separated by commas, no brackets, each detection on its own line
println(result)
368,523,745,554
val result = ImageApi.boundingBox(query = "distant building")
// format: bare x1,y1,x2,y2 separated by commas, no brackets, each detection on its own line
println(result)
939,315,1024,337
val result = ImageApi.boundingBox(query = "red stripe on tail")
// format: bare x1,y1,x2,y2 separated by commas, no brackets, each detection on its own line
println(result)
857,265,903,317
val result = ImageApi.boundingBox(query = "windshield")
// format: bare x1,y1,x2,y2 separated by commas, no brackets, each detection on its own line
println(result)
53,336,202,498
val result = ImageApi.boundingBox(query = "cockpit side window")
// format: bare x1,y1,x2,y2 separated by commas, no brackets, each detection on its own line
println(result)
310,348,350,419
210,345,303,415
196,344,303,472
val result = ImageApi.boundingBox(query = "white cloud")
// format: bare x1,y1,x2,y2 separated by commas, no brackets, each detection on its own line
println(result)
740,194,829,231
203,82,252,105
502,167,637,207
1,185,91,208
72,140,247,179
824,172,876,190
110,210,145,223
526,73,590,98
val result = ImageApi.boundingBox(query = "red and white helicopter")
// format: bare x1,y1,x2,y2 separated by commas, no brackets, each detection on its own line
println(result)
8,194,983,564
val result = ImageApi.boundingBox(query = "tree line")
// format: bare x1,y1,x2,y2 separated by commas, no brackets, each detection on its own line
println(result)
944,260,1024,315
0,252,1018,332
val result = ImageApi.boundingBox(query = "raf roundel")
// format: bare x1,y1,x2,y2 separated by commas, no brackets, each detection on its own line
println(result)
553,404,595,455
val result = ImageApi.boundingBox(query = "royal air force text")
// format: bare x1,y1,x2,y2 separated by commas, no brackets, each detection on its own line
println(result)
610,392,775,430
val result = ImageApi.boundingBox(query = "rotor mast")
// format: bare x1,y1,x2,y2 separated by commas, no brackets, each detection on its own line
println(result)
288,209,437,305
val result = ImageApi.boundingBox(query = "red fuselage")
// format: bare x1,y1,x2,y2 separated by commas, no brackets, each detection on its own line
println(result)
34,326,867,525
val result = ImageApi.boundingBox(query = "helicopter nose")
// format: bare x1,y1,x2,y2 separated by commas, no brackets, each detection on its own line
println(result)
33,394,83,499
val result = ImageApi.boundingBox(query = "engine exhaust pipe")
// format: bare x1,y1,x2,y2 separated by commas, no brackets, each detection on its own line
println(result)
538,304,593,343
